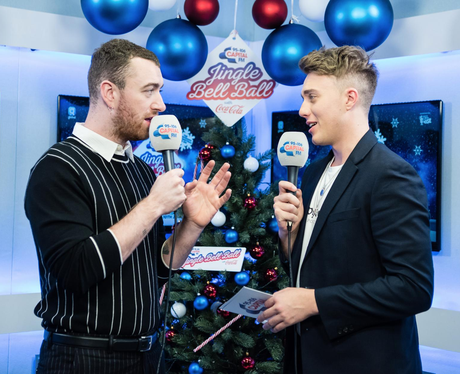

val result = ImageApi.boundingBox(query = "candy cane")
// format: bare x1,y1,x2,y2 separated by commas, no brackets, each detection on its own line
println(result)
193,314,243,352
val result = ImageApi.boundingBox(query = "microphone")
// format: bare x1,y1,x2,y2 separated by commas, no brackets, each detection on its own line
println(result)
277,131,309,190
149,115,182,172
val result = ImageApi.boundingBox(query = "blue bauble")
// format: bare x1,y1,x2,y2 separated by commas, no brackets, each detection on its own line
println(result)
180,272,192,281
268,217,279,233
262,24,322,86
146,18,208,81
225,229,239,244
193,295,209,310
81,0,148,35
188,362,204,374
220,144,236,158
234,271,250,286
324,0,394,51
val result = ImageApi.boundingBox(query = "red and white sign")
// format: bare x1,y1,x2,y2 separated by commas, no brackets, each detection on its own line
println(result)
187,32,277,127
180,246,246,272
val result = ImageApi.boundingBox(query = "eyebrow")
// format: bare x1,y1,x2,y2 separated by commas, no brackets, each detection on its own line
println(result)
142,83,163,90
301,89,318,97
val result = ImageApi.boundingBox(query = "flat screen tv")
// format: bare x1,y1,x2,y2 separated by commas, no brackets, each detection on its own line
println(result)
271,100,443,251
57,95,220,226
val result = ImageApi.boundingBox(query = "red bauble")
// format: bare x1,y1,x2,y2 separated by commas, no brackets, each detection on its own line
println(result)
252,0,288,29
243,196,257,210
265,268,278,282
250,243,265,259
203,283,217,298
199,146,212,162
241,356,255,370
165,329,176,342
184,0,220,26
217,308,230,317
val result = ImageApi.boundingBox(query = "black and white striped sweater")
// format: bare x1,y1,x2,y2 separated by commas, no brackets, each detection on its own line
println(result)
25,135,168,337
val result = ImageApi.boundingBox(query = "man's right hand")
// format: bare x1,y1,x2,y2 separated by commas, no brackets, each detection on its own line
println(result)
273,181,304,253
148,168,187,216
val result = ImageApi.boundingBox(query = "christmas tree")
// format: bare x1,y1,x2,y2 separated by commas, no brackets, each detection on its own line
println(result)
161,118,288,374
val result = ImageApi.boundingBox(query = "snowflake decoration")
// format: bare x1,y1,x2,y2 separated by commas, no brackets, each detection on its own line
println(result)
179,127,195,151
199,118,207,128
374,129,387,144
391,118,399,128
413,145,422,156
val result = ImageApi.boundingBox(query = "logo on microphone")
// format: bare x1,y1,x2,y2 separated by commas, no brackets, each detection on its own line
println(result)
279,141,305,157
153,124,180,140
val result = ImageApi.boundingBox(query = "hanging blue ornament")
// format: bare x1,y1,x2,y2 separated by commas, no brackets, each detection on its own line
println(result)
225,229,239,244
193,295,209,310
188,362,204,374
262,23,322,86
268,217,279,233
180,272,192,281
324,0,394,51
81,0,148,35
146,18,208,81
220,143,236,158
234,271,250,286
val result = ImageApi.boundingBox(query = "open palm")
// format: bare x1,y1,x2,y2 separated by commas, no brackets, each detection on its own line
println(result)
182,161,232,228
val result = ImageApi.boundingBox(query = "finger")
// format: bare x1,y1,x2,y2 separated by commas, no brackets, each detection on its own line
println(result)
218,189,232,207
208,163,230,186
278,181,297,194
215,171,231,195
197,160,216,182
184,180,198,195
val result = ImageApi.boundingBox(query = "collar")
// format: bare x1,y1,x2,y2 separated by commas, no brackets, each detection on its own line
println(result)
72,122,134,162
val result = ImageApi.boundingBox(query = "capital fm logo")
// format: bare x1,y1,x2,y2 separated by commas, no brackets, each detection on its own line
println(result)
280,141,305,157
153,124,180,139
219,46,248,64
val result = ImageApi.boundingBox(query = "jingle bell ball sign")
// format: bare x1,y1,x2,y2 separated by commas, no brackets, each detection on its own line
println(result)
187,33,276,127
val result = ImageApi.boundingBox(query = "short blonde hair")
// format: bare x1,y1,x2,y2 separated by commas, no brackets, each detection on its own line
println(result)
299,46,378,110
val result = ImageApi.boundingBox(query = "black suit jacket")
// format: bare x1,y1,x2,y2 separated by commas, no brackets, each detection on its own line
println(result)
283,130,434,374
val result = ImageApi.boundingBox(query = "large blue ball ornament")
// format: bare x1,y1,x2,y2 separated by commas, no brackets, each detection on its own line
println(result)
189,362,204,374
81,0,148,35
146,18,208,81
324,0,394,51
234,271,250,286
180,272,192,281
262,24,322,86
193,295,209,310
225,229,239,244
220,144,236,158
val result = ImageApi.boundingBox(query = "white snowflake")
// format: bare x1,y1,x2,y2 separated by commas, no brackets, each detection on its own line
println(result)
180,127,195,151
391,118,399,128
414,145,423,156
374,129,387,144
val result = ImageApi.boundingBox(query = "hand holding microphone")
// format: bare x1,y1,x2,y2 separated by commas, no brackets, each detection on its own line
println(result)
148,115,186,215
275,132,309,231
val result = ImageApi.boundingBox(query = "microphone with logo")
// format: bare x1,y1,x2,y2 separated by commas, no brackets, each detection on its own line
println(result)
276,131,309,229
149,114,182,173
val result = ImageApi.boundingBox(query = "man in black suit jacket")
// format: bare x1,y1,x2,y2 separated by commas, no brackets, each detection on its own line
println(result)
257,46,434,374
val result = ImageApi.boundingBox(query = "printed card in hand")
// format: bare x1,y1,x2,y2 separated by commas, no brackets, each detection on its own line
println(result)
220,286,272,318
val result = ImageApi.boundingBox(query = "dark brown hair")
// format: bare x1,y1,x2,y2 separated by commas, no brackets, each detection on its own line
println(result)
88,39,160,105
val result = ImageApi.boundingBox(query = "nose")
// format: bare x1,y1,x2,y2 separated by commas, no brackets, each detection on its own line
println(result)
299,99,311,119
152,92,167,113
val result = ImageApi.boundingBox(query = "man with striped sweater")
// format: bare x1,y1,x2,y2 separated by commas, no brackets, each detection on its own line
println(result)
25,39,232,374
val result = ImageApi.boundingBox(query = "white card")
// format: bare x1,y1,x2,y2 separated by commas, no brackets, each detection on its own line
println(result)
220,286,272,318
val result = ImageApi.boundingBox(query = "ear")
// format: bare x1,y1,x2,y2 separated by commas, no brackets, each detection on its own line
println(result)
100,80,118,109
344,88,359,111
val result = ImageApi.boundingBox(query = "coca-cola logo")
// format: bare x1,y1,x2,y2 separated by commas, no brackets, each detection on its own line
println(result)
187,62,275,101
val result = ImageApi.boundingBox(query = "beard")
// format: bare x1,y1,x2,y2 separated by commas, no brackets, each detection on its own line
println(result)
111,94,150,143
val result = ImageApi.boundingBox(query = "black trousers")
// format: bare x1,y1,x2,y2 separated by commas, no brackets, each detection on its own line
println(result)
36,339,165,374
